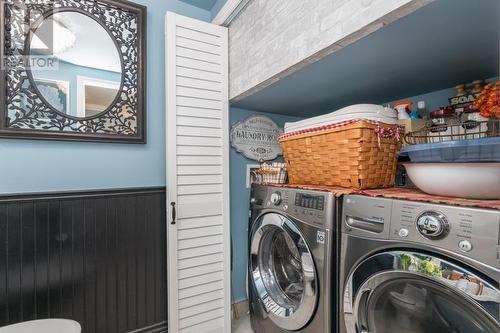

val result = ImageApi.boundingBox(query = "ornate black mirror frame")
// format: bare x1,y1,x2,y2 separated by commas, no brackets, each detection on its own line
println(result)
0,0,146,143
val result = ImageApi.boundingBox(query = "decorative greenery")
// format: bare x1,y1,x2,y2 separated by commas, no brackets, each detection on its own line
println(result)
418,258,443,277
399,253,413,271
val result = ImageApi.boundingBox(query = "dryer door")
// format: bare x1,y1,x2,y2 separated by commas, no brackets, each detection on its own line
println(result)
249,213,318,331
344,250,500,333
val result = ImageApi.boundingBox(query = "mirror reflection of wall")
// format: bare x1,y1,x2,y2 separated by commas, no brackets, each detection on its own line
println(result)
32,78,69,114
77,77,120,117
30,11,122,118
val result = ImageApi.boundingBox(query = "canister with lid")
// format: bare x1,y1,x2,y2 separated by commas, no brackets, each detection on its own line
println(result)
429,107,459,142
461,109,489,139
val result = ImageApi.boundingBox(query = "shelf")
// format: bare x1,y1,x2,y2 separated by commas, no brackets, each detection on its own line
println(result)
231,0,499,117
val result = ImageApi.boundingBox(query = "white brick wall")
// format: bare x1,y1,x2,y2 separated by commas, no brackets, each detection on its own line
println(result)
229,0,432,101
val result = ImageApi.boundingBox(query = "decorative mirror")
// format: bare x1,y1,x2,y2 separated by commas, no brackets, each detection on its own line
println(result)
0,0,146,143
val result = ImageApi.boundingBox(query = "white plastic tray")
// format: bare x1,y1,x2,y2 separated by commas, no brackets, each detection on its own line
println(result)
284,104,397,133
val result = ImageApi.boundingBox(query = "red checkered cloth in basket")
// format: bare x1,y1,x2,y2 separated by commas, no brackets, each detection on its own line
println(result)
279,118,402,141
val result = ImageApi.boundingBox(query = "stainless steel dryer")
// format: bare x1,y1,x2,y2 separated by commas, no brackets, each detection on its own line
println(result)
339,195,500,333
248,185,339,333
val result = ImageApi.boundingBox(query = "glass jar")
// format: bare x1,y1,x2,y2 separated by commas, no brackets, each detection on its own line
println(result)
461,109,489,139
429,107,459,142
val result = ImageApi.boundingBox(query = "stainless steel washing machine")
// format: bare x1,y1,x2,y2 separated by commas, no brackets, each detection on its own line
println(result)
339,195,500,333
248,185,339,333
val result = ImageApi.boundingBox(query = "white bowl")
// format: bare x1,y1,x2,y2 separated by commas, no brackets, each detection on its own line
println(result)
403,162,500,200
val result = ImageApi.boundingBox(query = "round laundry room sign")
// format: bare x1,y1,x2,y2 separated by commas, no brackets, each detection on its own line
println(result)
230,115,282,161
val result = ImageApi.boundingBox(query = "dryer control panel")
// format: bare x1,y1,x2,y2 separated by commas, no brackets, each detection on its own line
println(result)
343,194,500,269
390,200,500,269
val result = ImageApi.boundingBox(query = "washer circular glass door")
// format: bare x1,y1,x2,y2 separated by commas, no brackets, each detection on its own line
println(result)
250,213,318,331
344,250,500,333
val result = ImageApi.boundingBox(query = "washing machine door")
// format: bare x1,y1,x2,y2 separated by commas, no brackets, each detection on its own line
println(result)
344,250,500,333
250,213,318,331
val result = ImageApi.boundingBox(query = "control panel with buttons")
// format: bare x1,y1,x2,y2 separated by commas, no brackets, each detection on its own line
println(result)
250,185,334,229
343,195,500,269
389,199,499,269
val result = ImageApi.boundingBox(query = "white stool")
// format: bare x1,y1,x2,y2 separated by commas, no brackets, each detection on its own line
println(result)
0,319,81,333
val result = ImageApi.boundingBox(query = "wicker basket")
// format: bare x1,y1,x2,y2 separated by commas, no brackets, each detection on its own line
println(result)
257,162,288,184
279,120,402,189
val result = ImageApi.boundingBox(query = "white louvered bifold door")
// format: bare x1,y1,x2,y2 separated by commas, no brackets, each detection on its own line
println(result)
165,12,230,333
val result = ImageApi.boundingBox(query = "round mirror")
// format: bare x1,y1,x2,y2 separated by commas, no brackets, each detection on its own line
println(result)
29,11,122,118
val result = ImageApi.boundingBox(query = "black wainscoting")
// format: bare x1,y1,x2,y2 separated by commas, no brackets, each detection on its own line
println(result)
0,187,167,333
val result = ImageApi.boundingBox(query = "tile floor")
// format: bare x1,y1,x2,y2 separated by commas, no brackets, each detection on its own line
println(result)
232,314,253,333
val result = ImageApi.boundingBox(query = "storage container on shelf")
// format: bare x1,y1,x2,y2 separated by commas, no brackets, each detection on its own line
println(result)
460,109,489,139
399,137,500,163
280,119,402,189
284,103,397,133
401,118,500,200
405,118,499,145
257,162,288,184
402,162,500,200
428,107,460,143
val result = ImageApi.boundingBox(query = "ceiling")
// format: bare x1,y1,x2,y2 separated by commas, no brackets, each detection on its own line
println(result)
33,12,121,73
57,12,121,73
232,0,499,116
178,0,220,11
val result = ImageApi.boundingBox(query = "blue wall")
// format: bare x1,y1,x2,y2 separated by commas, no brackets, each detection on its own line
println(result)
31,60,121,116
0,1,211,195
229,107,302,303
